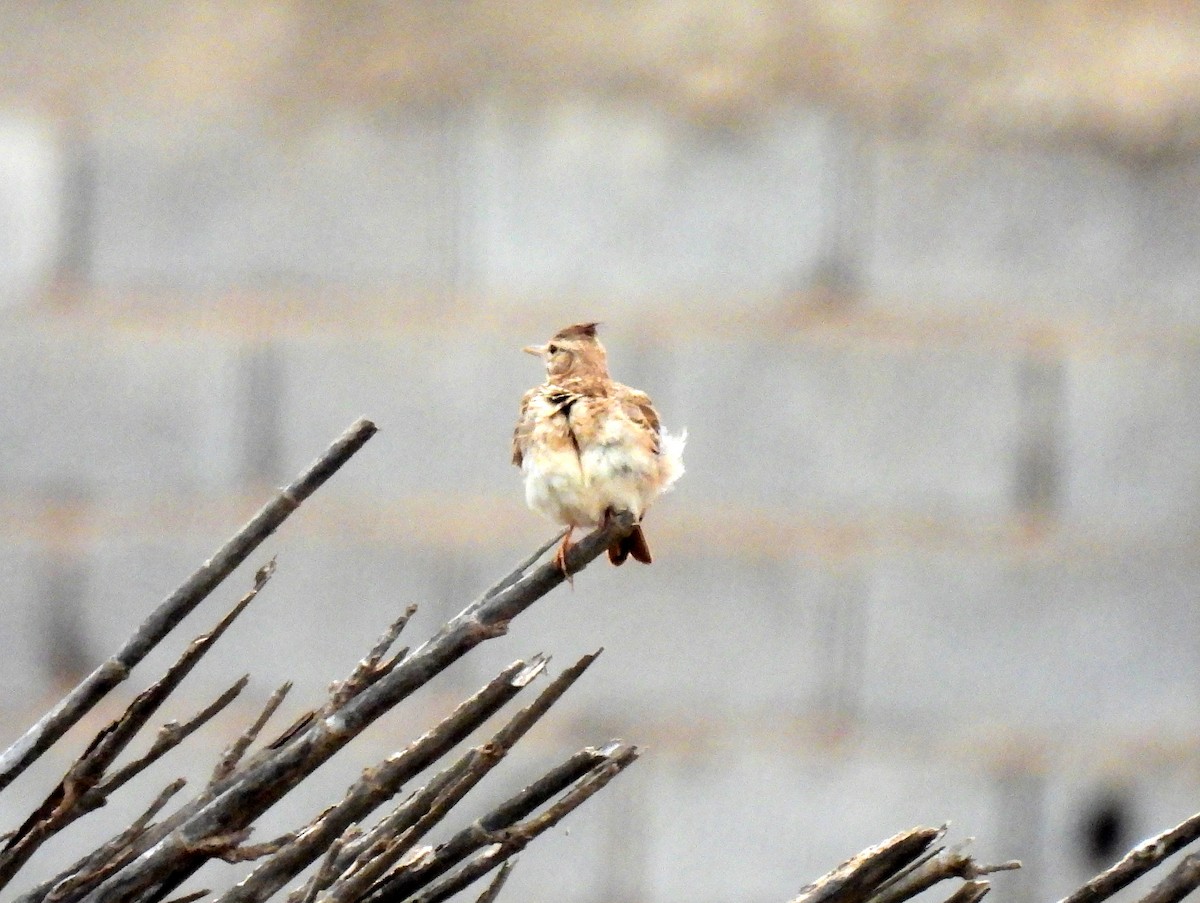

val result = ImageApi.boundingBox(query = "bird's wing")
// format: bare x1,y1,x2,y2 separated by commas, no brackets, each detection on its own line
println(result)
618,387,662,454
512,387,539,467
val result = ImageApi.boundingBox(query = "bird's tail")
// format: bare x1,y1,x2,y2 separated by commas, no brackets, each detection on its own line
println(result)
608,523,653,566
659,428,686,492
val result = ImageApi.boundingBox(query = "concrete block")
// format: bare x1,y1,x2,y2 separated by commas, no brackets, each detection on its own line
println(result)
466,102,837,306
90,112,463,290
1063,348,1200,531
864,142,1141,317
0,114,61,307
0,329,241,497
1130,159,1200,323
0,539,51,708
277,329,606,504
469,545,847,723
861,547,1200,731
667,337,1023,517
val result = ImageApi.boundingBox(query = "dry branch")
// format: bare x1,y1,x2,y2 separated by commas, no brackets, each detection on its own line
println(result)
215,655,560,903
788,827,1019,903
0,419,376,793
940,879,991,903
361,741,627,903
39,780,186,903
472,861,514,903
869,835,1019,903
210,682,293,785
13,413,1178,903
1061,810,1200,903
102,677,250,799
1138,853,1200,903
395,744,639,903
791,828,942,903
79,511,637,903
0,560,274,891
307,652,603,903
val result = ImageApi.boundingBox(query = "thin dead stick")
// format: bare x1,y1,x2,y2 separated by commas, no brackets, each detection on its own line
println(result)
210,682,293,785
0,562,273,890
83,514,634,903
1060,811,1200,903
1135,852,1200,903
939,879,991,903
869,839,1019,903
790,828,942,903
0,596,261,890
472,861,514,903
319,825,432,903
0,419,376,793
362,741,620,903
7,676,247,895
288,828,360,903
481,530,567,601
324,651,602,896
400,746,639,903
160,891,208,903
99,678,249,800
214,657,551,903
329,758,474,884
41,780,187,903
328,606,417,710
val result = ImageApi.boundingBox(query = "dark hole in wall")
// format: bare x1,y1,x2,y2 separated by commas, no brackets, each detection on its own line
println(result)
1077,789,1133,868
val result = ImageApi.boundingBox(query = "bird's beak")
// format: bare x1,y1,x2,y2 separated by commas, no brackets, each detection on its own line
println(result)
523,344,548,357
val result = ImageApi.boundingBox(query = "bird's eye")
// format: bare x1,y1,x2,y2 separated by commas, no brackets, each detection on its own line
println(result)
547,344,559,354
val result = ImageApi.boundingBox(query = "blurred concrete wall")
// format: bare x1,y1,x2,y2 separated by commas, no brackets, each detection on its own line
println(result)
2,4,1200,903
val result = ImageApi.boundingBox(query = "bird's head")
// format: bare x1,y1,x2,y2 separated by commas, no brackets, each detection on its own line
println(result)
524,322,609,380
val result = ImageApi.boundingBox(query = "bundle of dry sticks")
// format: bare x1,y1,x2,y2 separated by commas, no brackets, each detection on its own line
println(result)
1,419,1197,903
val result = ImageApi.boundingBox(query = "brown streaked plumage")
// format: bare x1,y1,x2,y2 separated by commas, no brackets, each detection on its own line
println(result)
513,322,685,575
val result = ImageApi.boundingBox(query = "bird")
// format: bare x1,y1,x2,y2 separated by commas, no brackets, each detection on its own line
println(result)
512,322,685,575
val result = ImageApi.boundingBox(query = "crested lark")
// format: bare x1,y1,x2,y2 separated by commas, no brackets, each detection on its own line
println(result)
512,322,685,574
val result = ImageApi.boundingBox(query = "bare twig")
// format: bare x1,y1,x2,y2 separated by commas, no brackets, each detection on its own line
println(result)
161,891,208,903
327,755,477,888
0,564,268,892
40,780,187,903
1136,852,1200,903
315,653,605,903
320,830,431,903
472,860,514,903
940,879,991,903
399,745,639,903
1060,811,1200,903
213,835,297,865
790,828,942,903
328,606,417,710
287,828,360,903
83,514,635,903
362,741,625,903
0,419,376,793
210,682,293,785
214,656,554,903
869,837,1019,903
481,530,567,602
99,678,250,800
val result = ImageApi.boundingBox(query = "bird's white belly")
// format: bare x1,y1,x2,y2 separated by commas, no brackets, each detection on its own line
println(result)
523,442,656,528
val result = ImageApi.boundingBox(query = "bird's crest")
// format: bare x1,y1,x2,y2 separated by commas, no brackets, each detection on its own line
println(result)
553,322,600,341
